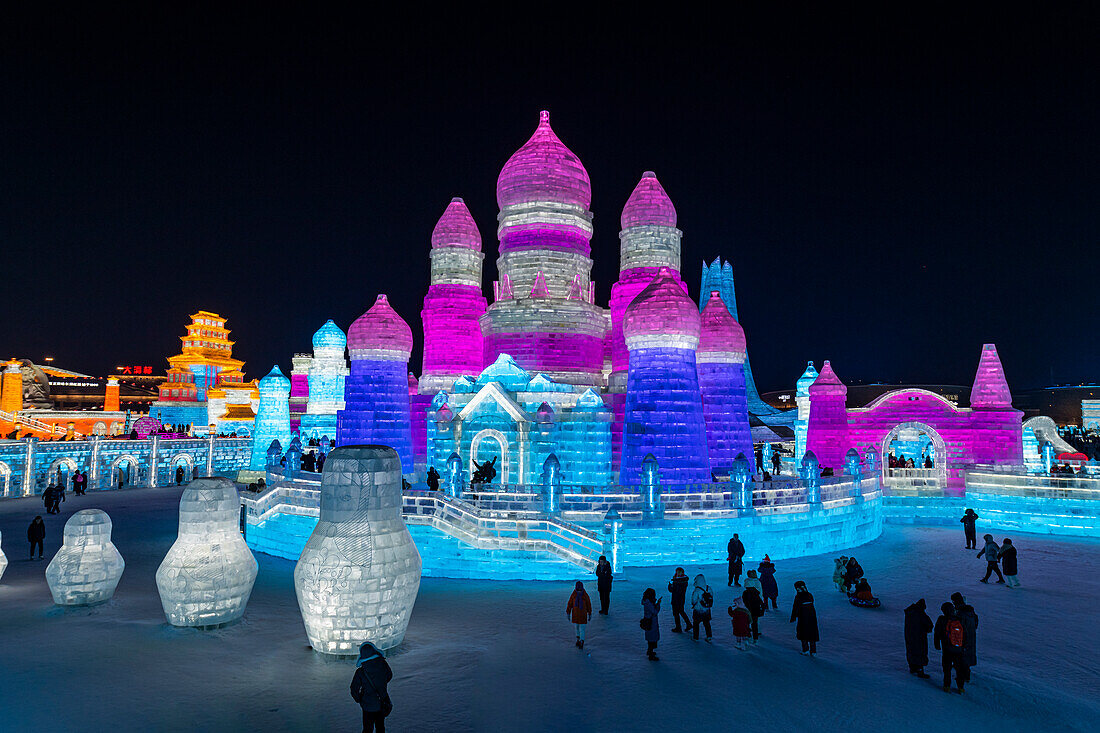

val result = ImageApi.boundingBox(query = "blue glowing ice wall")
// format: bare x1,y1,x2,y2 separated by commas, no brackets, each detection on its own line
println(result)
556,389,613,485
337,295,414,472
250,365,292,470
697,292,755,474
620,268,711,485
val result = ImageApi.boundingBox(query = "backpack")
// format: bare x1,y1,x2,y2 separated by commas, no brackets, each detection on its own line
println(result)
701,590,714,609
946,618,965,649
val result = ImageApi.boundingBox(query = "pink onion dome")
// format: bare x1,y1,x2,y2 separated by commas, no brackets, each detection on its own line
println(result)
430,197,482,250
347,294,413,361
697,291,746,362
621,171,677,229
496,110,591,210
623,267,701,351
810,360,847,396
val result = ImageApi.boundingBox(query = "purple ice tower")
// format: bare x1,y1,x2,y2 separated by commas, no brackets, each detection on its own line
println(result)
337,294,414,472
620,267,711,485
697,291,755,473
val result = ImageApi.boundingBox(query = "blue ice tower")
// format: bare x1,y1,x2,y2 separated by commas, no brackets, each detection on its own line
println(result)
250,365,293,470
337,294,415,472
299,319,349,441
697,292,755,474
794,361,818,464
620,267,711,485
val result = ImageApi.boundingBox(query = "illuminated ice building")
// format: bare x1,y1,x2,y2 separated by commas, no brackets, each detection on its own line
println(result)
292,320,349,442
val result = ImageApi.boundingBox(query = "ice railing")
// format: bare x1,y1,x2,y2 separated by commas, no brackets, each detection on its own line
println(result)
966,469,1100,501
402,492,603,571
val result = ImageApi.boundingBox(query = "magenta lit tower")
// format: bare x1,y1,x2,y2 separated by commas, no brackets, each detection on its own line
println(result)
697,291,755,473
968,343,1024,465
337,295,414,472
805,360,852,470
419,197,488,393
481,111,608,386
620,267,711,485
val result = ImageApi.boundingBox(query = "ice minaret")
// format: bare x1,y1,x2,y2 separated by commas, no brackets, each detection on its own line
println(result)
250,365,292,470
609,171,685,471
294,446,422,654
697,292,755,474
482,111,608,386
420,198,488,393
299,320,349,441
338,295,415,472
156,477,258,627
620,267,711,485
805,360,851,470
794,361,818,464
45,509,125,605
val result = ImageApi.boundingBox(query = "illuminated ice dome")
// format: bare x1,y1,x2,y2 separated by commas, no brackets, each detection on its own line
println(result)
45,509,125,605
496,110,591,209
348,294,414,360
312,319,347,352
620,171,677,229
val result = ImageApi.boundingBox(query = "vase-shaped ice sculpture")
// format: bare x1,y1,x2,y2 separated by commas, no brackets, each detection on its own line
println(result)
156,477,258,627
45,509,125,605
294,445,422,654
0,530,7,582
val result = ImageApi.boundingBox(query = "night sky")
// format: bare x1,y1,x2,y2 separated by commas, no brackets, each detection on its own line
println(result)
3,9,1097,392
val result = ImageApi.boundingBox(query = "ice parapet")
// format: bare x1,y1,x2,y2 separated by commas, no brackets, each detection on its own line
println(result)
156,477,258,627
45,509,125,605
294,446,422,654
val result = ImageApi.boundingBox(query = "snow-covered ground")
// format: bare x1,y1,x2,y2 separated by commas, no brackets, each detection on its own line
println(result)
1,486,1097,732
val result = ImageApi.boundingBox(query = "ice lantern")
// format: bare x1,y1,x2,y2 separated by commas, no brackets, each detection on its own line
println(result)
156,477,258,627
45,509,125,605
294,446,422,654
0,529,7,582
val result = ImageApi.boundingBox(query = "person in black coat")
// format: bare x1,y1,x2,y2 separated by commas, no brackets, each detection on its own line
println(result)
789,581,819,655
960,509,978,549
350,642,393,733
27,516,46,559
727,534,745,587
933,602,968,693
595,555,613,614
426,466,440,492
903,598,933,678
741,585,765,641
667,568,692,632
1000,538,1020,587
950,592,979,679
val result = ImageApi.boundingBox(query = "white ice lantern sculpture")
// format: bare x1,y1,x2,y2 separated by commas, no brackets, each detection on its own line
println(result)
45,509,125,605
294,446,422,654
0,530,7,582
156,477,258,627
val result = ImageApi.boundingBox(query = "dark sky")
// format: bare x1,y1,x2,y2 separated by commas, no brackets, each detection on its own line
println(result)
2,8,1097,392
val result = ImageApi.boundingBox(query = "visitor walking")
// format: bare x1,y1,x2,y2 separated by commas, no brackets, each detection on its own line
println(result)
933,603,968,693
950,592,979,681
903,598,933,678
42,485,56,514
27,516,45,559
73,470,86,495
641,588,662,660
758,556,779,609
567,581,592,649
690,573,714,642
728,600,752,649
960,508,979,549
771,450,781,475
727,533,745,586
977,534,1005,583
54,481,66,511
667,567,692,633
595,555,613,614
741,583,765,641
999,538,1020,587
789,580,819,656
350,641,393,733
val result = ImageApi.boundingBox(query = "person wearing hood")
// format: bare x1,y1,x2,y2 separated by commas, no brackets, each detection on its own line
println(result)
789,580,819,655
350,641,394,732
595,555,613,614
950,592,979,678
27,515,46,559
727,533,745,586
741,580,765,641
904,599,934,678
758,556,779,609
977,534,1005,583
690,573,714,642
933,603,967,694
960,508,979,549
728,600,752,649
641,588,662,660
667,567,692,633
566,581,592,648
999,538,1019,587
843,557,864,592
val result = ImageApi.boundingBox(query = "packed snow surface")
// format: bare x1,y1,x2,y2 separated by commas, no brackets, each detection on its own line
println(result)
1,486,1097,732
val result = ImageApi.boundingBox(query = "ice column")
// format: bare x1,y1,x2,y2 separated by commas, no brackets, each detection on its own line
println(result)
337,295,415,471
697,291,755,474
45,509,125,605
250,365,292,470
156,477,258,627
620,269,711,485
294,446,422,654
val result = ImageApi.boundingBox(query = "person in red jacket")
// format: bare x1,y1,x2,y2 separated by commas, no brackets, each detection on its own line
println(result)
728,600,752,649
566,581,592,649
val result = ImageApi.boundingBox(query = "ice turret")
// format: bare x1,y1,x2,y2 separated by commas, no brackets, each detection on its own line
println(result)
805,360,851,470
970,343,1013,409
250,365,292,470
697,292,754,473
794,361,818,465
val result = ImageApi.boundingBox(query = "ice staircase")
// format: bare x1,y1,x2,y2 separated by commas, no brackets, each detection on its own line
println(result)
0,410,81,438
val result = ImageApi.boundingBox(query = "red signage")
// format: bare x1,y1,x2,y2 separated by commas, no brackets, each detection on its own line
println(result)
118,365,154,375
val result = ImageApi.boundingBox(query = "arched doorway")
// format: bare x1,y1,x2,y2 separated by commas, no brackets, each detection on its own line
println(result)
110,455,139,489
169,454,195,485
0,461,11,497
48,457,79,490
469,428,509,484
881,422,947,495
